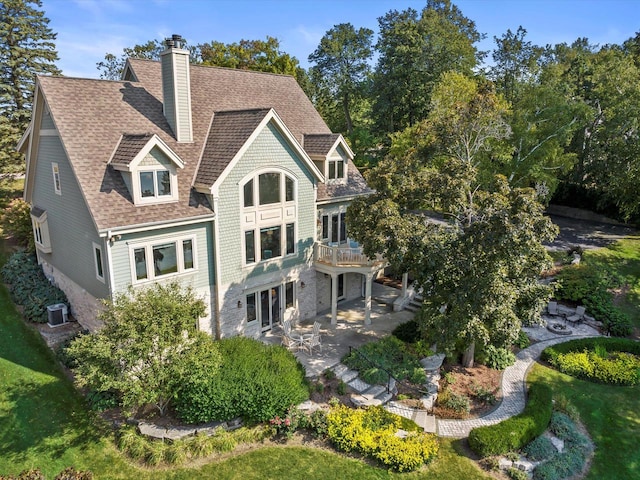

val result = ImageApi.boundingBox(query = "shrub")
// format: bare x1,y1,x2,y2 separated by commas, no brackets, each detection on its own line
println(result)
468,383,552,457
0,469,93,480
479,345,516,370
306,408,328,437
1,198,34,250
269,405,304,439
507,467,528,480
326,405,438,472
523,435,557,461
1,252,68,323
542,338,640,386
175,336,308,423
438,390,471,414
392,319,421,343
514,330,531,349
556,264,631,337
470,383,497,405
342,336,426,385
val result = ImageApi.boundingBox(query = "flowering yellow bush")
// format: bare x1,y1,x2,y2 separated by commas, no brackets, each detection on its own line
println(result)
326,405,439,471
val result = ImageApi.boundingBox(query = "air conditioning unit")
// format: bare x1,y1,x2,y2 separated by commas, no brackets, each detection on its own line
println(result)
47,303,68,327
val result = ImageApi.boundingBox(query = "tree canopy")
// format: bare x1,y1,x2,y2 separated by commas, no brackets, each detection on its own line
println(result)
0,0,60,173
348,73,557,366
67,282,221,416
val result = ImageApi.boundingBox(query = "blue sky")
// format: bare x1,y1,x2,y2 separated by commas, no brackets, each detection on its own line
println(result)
44,0,640,78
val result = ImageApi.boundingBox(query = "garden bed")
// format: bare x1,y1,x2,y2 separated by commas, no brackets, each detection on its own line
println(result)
432,365,501,419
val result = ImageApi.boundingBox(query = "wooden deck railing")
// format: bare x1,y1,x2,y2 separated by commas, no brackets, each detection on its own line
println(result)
313,242,383,267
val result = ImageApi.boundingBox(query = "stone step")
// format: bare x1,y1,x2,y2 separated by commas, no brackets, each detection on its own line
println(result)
348,377,371,393
351,393,383,407
421,393,437,410
365,384,387,398
331,363,349,378
404,303,420,312
341,369,360,384
376,391,393,404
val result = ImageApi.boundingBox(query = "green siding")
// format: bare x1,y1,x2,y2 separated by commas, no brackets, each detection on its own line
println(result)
217,122,316,286
31,135,109,299
41,109,55,130
110,222,214,294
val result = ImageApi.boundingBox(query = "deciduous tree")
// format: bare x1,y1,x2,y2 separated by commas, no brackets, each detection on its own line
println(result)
67,282,221,416
348,73,556,367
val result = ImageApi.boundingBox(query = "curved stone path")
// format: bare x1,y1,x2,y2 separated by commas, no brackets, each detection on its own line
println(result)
437,329,601,438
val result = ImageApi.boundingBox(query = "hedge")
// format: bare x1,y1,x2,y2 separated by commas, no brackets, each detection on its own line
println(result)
174,336,309,423
541,338,640,386
468,383,552,457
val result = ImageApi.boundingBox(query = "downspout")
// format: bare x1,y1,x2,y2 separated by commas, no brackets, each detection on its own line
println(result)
211,195,223,339
105,230,117,299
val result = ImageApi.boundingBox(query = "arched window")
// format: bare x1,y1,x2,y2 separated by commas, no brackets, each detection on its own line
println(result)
241,171,297,265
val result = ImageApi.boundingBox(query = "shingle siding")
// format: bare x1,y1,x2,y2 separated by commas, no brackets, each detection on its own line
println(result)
217,123,316,286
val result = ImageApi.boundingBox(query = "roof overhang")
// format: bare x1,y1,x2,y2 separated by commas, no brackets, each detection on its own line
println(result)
109,133,185,172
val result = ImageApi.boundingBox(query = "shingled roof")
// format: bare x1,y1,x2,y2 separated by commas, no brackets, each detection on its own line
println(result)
195,108,271,187
34,59,370,232
303,134,341,156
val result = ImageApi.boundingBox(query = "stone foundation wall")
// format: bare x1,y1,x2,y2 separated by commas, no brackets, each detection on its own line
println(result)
217,264,316,338
40,260,104,332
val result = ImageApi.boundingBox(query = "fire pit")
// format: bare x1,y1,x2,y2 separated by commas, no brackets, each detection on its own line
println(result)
546,322,572,335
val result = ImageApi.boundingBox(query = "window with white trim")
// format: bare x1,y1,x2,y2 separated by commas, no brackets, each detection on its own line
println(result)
130,236,196,283
242,171,297,265
52,163,61,195
327,158,345,180
320,212,347,244
93,242,105,282
31,210,51,253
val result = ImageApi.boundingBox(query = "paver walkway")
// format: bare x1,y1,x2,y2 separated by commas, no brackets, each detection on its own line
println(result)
437,322,601,438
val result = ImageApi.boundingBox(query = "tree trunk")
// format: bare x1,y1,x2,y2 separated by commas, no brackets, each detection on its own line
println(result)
462,342,475,368
342,94,353,137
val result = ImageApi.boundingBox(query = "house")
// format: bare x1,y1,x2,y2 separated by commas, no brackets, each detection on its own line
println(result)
18,35,386,337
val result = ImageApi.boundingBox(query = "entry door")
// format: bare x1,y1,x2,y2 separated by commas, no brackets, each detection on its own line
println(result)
260,285,281,332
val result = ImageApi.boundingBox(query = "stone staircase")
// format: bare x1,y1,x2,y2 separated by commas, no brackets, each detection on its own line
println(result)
403,293,423,313
331,353,446,434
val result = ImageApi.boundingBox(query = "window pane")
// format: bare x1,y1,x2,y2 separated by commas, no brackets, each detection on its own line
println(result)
95,247,104,278
134,247,147,280
285,281,294,309
340,212,347,242
246,293,257,322
285,176,294,202
331,214,338,243
245,230,255,263
140,171,155,197
243,180,254,207
260,225,281,259
322,215,328,240
183,239,194,269
328,161,336,179
157,170,171,196
286,223,295,255
261,289,270,329
153,242,178,276
337,160,344,178
259,173,280,205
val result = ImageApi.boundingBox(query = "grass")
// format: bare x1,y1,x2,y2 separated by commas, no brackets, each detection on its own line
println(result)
0,279,491,479
580,237,640,328
528,363,640,480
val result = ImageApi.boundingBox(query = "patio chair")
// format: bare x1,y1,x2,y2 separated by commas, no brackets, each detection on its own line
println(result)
546,301,564,318
302,321,322,354
281,333,303,352
566,306,586,325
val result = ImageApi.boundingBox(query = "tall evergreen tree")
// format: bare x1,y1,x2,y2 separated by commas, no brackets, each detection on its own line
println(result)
0,0,60,173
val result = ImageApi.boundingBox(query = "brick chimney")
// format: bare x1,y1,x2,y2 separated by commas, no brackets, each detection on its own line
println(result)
160,34,193,142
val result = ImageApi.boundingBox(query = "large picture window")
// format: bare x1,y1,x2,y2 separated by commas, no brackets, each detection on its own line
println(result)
130,235,196,283
242,170,297,264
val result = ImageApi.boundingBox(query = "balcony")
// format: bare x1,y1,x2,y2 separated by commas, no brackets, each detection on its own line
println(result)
313,242,385,268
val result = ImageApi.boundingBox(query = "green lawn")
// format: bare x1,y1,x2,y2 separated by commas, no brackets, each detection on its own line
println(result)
528,363,640,480
0,281,491,479
581,237,640,328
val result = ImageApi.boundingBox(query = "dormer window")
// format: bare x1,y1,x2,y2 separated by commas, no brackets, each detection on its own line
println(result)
328,158,344,180
140,169,172,198
109,134,184,206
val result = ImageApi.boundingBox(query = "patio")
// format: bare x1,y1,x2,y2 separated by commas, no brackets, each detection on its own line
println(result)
263,283,415,377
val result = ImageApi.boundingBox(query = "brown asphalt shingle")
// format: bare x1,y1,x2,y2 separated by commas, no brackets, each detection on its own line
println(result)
303,133,341,156
110,133,155,169
36,59,370,232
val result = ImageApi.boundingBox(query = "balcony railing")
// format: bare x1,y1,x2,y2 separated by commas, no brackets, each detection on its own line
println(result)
313,242,384,267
